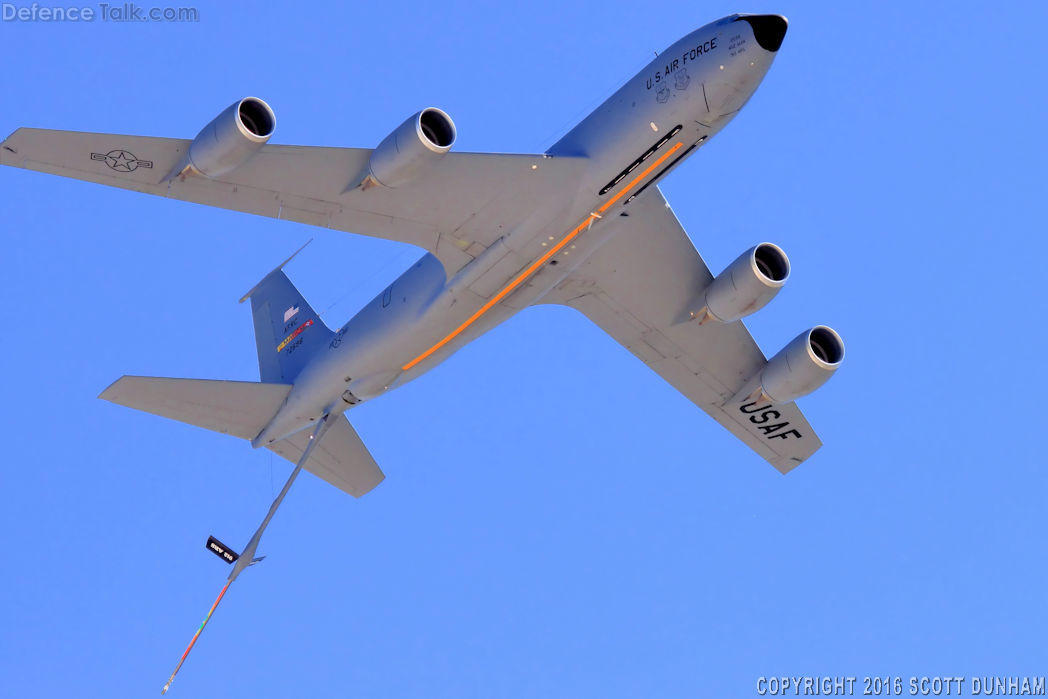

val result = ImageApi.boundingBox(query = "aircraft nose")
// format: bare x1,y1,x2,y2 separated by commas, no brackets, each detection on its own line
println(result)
735,14,788,52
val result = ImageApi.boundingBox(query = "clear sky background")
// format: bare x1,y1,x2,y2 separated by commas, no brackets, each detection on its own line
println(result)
1,2,1045,697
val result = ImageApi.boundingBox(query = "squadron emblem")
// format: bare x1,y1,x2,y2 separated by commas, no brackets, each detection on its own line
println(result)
674,67,690,91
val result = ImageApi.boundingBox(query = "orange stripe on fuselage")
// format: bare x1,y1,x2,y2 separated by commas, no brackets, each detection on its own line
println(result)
401,141,685,372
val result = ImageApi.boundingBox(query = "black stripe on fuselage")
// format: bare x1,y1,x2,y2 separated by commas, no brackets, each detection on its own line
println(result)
623,142,698,205
598,124,683,196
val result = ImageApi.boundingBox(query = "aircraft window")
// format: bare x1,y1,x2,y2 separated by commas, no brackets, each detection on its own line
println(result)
382,286,393,307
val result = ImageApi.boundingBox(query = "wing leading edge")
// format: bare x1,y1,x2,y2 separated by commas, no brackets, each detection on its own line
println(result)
540,188,822,472
0,127,587,277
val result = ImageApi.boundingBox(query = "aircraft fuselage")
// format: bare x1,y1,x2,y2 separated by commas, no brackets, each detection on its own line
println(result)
255,14,785,446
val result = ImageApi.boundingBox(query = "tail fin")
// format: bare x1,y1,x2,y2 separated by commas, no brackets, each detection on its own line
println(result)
240,243,333,383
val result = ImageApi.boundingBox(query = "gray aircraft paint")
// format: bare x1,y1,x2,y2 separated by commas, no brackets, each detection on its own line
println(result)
1,14,840,475
255,16,783,445
2,15,843,691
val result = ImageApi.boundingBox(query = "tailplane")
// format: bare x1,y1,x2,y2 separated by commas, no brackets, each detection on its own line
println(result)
99,376,384,497
102,245,382,696
99,376,291,439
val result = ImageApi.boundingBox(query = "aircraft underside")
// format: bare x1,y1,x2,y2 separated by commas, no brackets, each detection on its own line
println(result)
0,13,844,693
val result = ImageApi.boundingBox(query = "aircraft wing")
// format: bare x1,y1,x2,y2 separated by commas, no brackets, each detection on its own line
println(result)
0,128,586,277
540,187,821,472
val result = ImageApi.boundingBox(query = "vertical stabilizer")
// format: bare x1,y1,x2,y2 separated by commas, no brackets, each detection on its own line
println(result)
240,248,333,383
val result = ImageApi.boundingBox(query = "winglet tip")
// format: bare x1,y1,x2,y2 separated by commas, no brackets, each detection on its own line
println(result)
0,133,21,164
97,375,128,401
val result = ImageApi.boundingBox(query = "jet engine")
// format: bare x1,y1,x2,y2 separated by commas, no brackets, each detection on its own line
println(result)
186,97,275,178
363,108,456,188
751,326,844,404
694,243,790,323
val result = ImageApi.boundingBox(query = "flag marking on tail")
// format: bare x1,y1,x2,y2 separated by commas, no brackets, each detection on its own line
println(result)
276,318,314,353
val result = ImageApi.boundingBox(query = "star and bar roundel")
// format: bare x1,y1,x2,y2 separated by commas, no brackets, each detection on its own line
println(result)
90,149,153,172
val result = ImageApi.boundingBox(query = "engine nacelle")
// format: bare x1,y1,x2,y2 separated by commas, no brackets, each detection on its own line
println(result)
755,326,845,404
364,108,456,188
694,243,790,323
187,97,275,178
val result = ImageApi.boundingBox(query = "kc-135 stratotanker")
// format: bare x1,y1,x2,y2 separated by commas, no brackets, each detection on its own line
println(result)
1,14,842,691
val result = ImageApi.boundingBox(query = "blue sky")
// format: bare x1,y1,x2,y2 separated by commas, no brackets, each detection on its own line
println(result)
1,1,1045,696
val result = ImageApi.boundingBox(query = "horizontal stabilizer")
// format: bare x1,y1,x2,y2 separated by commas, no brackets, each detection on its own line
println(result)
99,375,384,497
99,376,292,440
266,415,385,497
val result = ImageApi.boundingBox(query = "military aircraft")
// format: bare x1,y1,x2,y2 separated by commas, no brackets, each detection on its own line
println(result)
1,13,842,691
